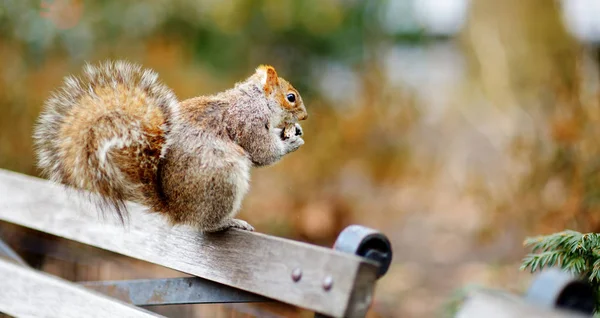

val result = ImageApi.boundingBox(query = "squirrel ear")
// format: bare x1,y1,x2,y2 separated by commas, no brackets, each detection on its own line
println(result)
256,65,279,93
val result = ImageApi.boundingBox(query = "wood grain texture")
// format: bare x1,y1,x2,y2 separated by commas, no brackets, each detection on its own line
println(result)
0,258,161,318
0,169,379,317
457,290,587,318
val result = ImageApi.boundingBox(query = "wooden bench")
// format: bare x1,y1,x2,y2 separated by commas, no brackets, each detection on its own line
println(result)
456,268,596,317
457,288,592,318
0,169,392,318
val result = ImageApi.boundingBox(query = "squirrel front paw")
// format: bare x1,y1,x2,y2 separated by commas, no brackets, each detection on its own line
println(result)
281,123,303,140
283,134,304,154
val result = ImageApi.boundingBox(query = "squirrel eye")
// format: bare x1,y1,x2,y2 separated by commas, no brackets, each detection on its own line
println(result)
286,93,296,103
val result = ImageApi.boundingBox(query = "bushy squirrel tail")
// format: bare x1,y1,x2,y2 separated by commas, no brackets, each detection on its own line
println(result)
33,61,179,222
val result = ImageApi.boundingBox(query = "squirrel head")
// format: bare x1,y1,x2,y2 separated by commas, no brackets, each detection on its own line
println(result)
254,65,308,123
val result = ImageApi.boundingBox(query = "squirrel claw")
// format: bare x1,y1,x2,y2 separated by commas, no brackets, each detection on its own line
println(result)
294,123,303,136
203,218,255,233
227,219,255,231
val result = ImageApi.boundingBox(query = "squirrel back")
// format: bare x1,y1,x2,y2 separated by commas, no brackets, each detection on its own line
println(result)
34,61,179,222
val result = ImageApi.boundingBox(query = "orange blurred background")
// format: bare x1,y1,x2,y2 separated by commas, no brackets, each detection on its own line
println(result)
2,0,600,317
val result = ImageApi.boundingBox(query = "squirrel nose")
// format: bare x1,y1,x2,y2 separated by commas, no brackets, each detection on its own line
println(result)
297,112,308,121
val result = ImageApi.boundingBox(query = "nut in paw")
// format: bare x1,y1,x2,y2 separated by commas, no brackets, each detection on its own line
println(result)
281,123,303,140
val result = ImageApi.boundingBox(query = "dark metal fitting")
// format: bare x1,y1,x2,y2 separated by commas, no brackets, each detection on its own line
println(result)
333,225,392,278
525,267,596,315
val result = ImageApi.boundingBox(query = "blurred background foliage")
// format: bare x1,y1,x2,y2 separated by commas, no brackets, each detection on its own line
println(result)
2,0,600,317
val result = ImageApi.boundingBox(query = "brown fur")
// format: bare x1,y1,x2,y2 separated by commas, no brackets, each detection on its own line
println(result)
34,61,307,232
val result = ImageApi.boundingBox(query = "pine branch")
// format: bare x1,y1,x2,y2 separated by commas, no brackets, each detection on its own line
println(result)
521,251,563,272
523,230,584,254
522,230,600,313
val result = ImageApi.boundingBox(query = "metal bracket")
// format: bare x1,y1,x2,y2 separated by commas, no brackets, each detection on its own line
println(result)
80,277,270,306
525,268,596,315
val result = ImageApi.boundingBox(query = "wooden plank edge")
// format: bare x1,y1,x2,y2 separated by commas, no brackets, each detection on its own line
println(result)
343,262,379,318
0,258,162,318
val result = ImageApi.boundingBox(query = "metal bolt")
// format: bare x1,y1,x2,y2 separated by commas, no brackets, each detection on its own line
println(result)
322,275,333,291
291,268,302,282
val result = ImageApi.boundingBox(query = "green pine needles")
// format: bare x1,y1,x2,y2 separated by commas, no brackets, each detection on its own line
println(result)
521,230,600,312
521,230,600,280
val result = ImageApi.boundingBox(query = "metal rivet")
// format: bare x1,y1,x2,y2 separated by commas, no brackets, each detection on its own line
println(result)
322,276,333,291
291,268,302,282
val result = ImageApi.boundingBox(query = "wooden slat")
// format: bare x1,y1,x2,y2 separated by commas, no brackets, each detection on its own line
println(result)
0,258,161,318
0,169,378,318
457,290,587,318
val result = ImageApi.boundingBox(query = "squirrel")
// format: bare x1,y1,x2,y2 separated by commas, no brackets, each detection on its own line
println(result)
33,61,307,232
